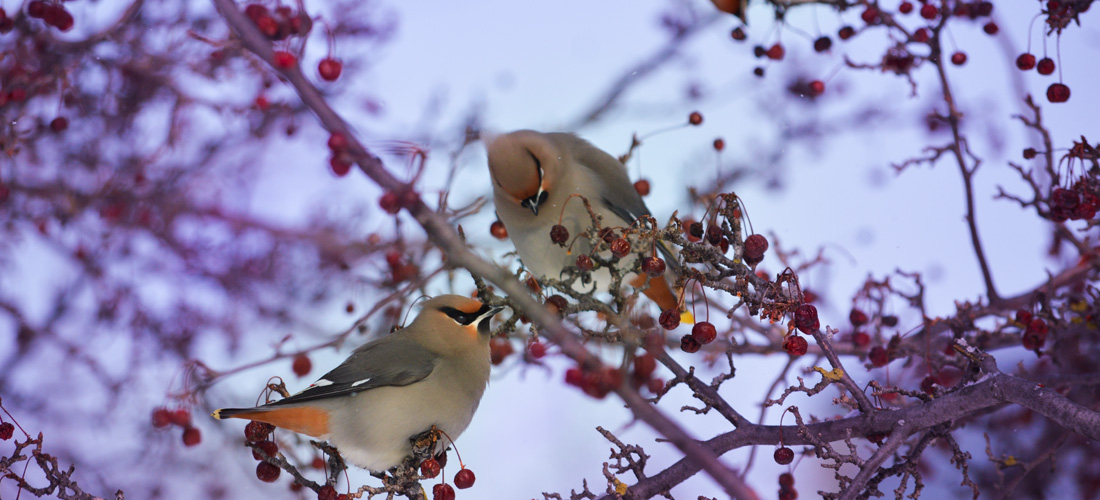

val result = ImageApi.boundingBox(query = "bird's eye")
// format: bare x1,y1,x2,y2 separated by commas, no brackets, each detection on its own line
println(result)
440,306,474,325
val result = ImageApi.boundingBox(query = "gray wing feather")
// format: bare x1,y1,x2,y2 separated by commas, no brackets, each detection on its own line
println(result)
270,335,437,406
557,134,682,274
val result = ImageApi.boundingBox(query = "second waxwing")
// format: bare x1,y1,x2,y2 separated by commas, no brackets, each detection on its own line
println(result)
485,130,690,321
212,295,504,471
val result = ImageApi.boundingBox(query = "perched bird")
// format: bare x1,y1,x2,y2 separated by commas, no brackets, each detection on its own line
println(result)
486,130,689,321
212,295,503,471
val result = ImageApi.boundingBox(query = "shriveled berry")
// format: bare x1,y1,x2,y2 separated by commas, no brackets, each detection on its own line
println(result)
680,334,701,353
838,26,855,40
490,220,508,239
730,27,746,41
920,376,937,395
783,335,808,356
454,468,476,489
634,353,657,379
1023,147,1038,159
691,321,717,344
744,234,768,263
1016,53,1036,70
245,420,275,442
881,315,898,327
610,237,631,258
659,308,681,330
705,225,723,245
0,422,13,440
546,294,569,316
152,407,171,428
182,426,201,446
252,440,278,460
688,111,703,126
688,221,704,239
575,254,594,271
1046,83,1070,103
420,458,441,478
983,21,998,34
1037,57,1055,75
641,256,666,277
1052,187,1079,209
794,304,819,333
869,346,889,367
634,179,651,196
256,461,280,482
318,58,343,81
292,354,312,377
432,483,455,500
852,331,871,348
549,224,569,244
773,447,794,465
813,36,832,52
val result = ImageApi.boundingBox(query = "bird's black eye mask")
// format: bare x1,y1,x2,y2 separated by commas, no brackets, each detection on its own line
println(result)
521,151,548,216
440,304,499,334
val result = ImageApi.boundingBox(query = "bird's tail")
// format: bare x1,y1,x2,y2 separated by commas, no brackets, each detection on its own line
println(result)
211,405,330,437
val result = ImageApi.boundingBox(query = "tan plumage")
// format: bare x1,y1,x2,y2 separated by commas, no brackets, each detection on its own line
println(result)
212,295,503,471
486,130,689,320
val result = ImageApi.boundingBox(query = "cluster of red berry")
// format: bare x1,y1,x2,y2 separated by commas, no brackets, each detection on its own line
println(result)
151,406,201,447
26,1,73,32
778,472,798,500
1048,179,1099,222
1015,310,1049,351
383,250,418,284
418,452,476,500
0,420,14,440
565,363,623,399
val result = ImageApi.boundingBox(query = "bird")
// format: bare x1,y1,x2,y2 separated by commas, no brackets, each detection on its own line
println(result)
485,130,690,322
212,295,504,472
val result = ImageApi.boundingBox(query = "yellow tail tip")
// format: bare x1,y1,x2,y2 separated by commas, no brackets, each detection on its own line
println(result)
680,310,695,325
211,409,224,420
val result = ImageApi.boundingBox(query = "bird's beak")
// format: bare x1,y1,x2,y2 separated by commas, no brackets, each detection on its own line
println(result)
521,189,547,216
475,306,505,335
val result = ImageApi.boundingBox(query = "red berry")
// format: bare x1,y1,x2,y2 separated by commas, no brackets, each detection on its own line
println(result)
898,1,913,14
245,420,275,442
1023,147,1038,159
182,426,201,446
779,472,794,487
329,156,351,177
1037,57,1055,75
318,485,338,500
766,43,785,61
881,315,898,327
794,304,819,333
865,6,885,23
680,334,701,353
983,22,998,35
951,52,967,66
50,117,68,132
1016,53,1036,71
610,237,631,258
546,295,569,316
634,353,657,379
575,254,594,271
549,224,569,244
641,256,666,277
838,26,855,40
869,346,889,367
706,225,723,245
1027,318,1049,336
0,422,13,440
565,367,584,387
783,335,808,356
849,308,868,327
490,220,508,239
28,1,46,18
912,27,930,43
1015,310,1033,325
528,340,547,359
634,179,651,196
490,337,514,365
399,190,420,209
752,67,765,77
253,14,278,37
713,138,726,151
327,133,349,151
1052,187,1079,209
318,58,343,81
252,440,278,460
312,456,326,469
292,354,312,377
692,321,717,344
688,111,703,126
659,309,681,330
273,51,296,69
432,483,456,500
730,27,746,41
420,458,441,478
1046,83,1070,103
256,461,280,482
152,407,172,428
919,4,938,19
688,221,704,239
169,409,191,427
920,376,937,395
813,36,832,53
647,377,665,393
809,80,825,96
454,468,476,489
379,192,400,214
773,447,794,464
852,331,871,348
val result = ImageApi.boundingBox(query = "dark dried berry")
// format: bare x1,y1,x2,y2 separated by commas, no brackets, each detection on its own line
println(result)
610,238,631,258
783,335,808,356
641,256,666,277
680,334,701,353
794,304,819,333
550,224,569,244
773,447,795,464
659,309,681,330
744,234,768,263
869,346,889,367
245,420,275,443
575,254,594,271
256,461,280,482
849,309,868,327
706,225,723,245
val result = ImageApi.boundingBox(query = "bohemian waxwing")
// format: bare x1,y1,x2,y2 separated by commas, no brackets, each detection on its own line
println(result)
485,130,690,321
212,295,504,471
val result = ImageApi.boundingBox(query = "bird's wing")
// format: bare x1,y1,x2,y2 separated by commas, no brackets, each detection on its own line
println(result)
565,134,683,274
269,335,437,406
